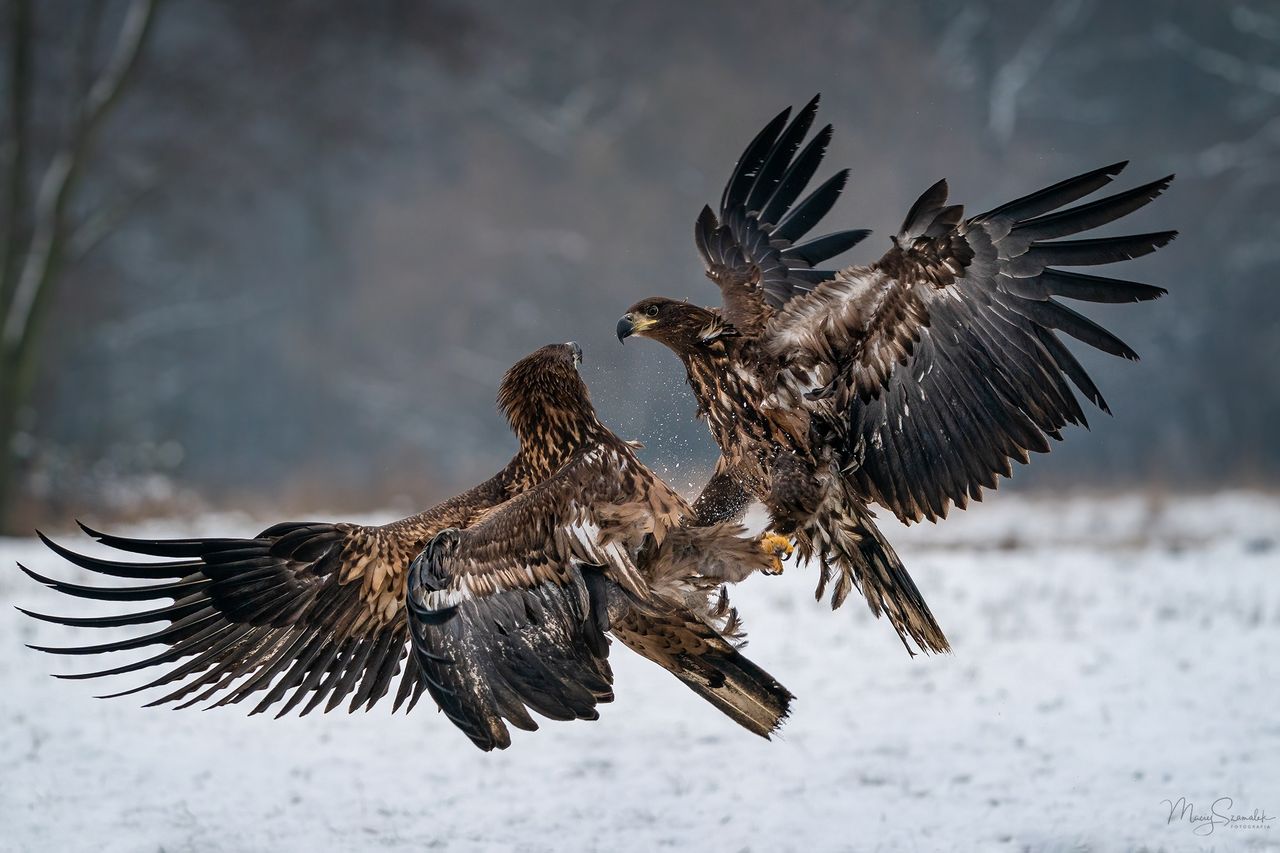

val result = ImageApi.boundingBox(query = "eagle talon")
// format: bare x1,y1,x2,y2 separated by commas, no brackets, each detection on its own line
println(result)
759,532,794,575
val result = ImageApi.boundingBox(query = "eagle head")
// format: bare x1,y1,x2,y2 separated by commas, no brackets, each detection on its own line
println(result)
497,342,598,440
616,298,729,353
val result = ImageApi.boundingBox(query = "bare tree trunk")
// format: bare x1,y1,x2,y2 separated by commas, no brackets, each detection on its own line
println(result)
0,0,160,532
0,0,33,534
0,0,29,302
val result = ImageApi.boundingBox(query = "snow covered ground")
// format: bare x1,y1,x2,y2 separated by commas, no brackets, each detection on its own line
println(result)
2,492,1278,852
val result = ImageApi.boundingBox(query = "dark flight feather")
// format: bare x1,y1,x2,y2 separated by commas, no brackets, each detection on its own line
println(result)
24,344,788,750
766,161,1174,524
640,103,1170,653
405,442,789,750
772,170,850,245
695,97,868,324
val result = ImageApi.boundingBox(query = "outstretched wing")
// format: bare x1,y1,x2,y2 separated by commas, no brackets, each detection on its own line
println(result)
694,95,870,333
405,444,663,751
767,162,1175,523
21,510,464,716
407,445,788,750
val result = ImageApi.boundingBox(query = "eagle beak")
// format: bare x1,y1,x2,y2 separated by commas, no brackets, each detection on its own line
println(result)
567,341,582,368
616,313,654,343
616,315,634,343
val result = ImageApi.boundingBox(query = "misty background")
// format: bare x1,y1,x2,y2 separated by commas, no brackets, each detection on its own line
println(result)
2,0,1276,531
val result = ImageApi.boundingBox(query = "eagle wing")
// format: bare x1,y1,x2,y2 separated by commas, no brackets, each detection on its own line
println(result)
766,163,1175,524
406,443,787,750
20,494,495,716
694,95,869,333
405,443,668,751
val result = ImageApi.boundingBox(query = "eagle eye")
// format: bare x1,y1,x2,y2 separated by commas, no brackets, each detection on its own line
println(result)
645,305,659,318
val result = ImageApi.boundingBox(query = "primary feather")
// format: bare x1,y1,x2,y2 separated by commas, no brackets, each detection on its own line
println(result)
24,343,790,749
618,96,1173,656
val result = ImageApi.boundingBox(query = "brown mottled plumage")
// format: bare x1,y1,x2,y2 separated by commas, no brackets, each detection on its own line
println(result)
23,343,789,751
618,96,1174,656
405,344,790,750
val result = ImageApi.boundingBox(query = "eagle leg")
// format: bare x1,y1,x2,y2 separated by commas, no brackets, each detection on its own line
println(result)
763,449,822,534
758,532,794,575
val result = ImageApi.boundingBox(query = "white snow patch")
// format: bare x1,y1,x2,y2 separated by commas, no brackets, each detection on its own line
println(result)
2,492,1278,852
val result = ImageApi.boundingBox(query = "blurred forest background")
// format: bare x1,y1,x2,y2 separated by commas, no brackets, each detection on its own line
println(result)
0,0,1276,532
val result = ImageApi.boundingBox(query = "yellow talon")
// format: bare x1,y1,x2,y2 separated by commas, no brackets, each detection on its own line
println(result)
759,532,794,575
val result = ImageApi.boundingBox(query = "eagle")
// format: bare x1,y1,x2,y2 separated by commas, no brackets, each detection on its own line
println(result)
617,95,1175,656
22,342,791,750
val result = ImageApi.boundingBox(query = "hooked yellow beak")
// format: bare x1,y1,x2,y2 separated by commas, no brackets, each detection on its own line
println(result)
616,313,655,342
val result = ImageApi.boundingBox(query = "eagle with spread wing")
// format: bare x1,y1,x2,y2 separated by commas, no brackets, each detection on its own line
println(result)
22,343,790,750
617,95,1174,656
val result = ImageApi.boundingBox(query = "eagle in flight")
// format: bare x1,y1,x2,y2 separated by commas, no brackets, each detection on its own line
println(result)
618,95,1174,655
23,343,791,750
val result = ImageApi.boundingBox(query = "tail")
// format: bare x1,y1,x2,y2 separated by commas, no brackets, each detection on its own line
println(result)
609,602,792,738
667,629,793,738
802,484,950,656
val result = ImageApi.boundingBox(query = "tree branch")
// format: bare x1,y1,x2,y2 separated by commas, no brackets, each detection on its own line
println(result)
71,0,106,127
66,177,158,263
0,0,32,320
1,0,159,355
987,0,1087,143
